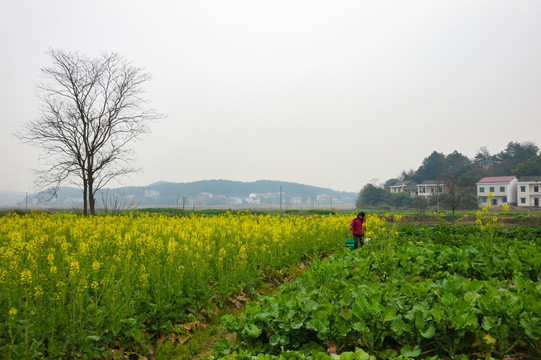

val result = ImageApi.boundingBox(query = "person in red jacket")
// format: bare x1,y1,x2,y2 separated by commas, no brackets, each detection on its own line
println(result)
349,212,366,249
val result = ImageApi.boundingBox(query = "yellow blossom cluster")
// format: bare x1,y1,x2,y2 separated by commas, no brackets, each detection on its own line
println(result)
475,193,510,238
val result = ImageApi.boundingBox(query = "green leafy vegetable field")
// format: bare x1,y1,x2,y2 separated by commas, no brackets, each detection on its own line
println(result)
215,224,541,359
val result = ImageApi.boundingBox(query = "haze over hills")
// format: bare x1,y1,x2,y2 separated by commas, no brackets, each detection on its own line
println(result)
0,180,357,209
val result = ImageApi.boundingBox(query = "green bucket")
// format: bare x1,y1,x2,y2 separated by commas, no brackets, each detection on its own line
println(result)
345,239,355,251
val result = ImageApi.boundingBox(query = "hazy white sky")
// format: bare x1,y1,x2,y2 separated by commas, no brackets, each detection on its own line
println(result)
1,1,540,193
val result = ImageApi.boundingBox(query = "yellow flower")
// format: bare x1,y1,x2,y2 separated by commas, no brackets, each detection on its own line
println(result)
34,285,44,297
20,270,32,285
91,281,99,290
140,273,149,283
50,265,58,274
69,261,80,277
9,308,17,319
0,270,7,283
92,261,101,272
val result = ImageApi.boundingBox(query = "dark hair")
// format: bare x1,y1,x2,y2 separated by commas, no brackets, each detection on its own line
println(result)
358,211,365,217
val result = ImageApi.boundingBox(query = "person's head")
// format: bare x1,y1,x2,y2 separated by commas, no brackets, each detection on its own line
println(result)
358,211,365,218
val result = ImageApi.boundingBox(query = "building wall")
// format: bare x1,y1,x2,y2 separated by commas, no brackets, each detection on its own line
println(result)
517,181,541,207
477,178,518,206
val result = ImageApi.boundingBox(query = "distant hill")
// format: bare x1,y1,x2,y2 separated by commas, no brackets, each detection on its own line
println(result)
9,180,356,209
0,190,26,207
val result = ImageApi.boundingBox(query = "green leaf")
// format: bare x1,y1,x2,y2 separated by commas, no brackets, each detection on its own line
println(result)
306,311,330,335
383,306,397,322
314,352,331,360
420,324,436,339
354,348,375,360
339,352,357,360
401,344,421,358
306,318,329,334
304,299,319,312
221,314,239,331
391,315,411,336
520,314,541,340
269,334,280,346
291,318,303,329
244,323,262,338
481,316,501,332
127,327,142,342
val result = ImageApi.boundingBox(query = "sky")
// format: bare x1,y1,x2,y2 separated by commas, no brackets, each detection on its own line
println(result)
1,1,540,194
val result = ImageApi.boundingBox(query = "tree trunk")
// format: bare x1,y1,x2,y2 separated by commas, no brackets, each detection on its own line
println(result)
87,158,96,215
83,178,88,216
88,175,96,216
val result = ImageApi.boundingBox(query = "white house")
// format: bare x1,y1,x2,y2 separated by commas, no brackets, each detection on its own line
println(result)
417,180,444,198
220,197,243,206
476,176,518,206
517,176,541,207
247,193,261,204
289,196,302,205
390,181,418,196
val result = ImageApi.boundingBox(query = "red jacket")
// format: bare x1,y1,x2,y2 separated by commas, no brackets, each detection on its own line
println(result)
350,217,366,236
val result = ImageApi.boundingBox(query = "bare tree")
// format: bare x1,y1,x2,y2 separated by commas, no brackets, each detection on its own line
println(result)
16,50,160,215
439,175,475,216
101,190,137,215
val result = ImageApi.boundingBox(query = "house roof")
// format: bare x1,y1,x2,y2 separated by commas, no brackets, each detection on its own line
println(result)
390,180,416,187
405,183,418,191
517,176,541,182
419,180,441,185
477,176,516,184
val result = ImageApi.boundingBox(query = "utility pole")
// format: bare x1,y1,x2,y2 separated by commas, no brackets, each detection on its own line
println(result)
279,185,282,210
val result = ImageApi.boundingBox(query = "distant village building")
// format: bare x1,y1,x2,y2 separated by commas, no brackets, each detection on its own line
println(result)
417,180,443,198
476,176,518,206
316,194,330,202
516,176,541,207
247,193,261,204
389,181,418,196
144,190,160,200
289,196,302,205
220,196,242,206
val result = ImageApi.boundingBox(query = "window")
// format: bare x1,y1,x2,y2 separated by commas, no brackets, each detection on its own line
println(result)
492,199,497,205
535,186,539,193
500,186,505,192
480,197,487,202
479,187,485,193
502,196,507,203
521,198,526,204
520,186,526,192
489,186,495,192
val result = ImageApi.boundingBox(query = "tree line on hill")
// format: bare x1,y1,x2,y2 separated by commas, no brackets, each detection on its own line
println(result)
357,141,541,212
